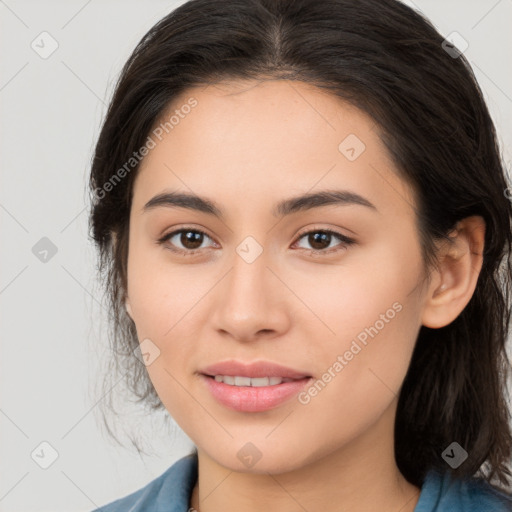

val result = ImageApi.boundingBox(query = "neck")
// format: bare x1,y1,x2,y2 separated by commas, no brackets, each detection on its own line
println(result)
189,399,421,512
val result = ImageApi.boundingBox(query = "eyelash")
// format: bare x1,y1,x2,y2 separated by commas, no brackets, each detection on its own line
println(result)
157,226,356,257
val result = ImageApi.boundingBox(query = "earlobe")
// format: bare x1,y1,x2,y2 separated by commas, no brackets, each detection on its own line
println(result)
421,216,485,329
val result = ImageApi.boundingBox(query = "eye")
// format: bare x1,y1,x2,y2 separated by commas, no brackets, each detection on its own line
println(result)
157,226,356,257
292,228,356,255
157,227,216,256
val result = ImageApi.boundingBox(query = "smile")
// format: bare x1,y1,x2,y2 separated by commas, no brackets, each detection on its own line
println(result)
212,375,296,386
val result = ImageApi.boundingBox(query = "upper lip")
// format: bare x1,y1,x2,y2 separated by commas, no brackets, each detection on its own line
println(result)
200,360,311,379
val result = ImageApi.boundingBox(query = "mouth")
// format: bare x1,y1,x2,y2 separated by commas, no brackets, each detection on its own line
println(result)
199,359,311,381
204,374,304,386
199,362,313,412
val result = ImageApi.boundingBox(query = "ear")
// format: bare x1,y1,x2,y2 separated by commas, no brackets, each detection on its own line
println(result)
111,230,118,251
111,231,132,319
421,215,485,329
125,296,133,319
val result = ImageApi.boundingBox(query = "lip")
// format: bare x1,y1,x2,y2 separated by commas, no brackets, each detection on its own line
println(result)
199,360,312,412
200,360,311,379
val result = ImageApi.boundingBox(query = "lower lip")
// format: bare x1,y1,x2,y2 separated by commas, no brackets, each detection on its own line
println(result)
201,375,313,412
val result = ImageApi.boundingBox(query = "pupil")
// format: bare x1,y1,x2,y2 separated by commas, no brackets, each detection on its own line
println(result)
310,232,330,250
182,231,203,249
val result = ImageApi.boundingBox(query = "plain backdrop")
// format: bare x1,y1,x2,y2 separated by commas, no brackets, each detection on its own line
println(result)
1,1,511,510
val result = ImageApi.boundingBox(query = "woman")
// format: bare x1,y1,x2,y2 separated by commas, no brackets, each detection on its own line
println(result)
88,0,512,510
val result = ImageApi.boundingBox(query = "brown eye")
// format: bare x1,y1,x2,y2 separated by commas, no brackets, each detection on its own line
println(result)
293,229,356,255
157,226,355,257
307,231,332,250
177,230,204,250
158,228,215,255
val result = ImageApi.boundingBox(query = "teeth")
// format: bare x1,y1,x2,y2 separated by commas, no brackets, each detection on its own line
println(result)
234,376,251,386
213,375,292,387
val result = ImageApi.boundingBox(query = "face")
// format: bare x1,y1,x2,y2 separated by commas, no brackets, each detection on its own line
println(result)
124,79,430,473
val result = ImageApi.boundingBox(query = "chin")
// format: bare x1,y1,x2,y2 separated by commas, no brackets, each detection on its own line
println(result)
204,441,314,475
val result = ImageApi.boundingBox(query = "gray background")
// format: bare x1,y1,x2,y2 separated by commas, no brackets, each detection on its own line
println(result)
1,1,511,510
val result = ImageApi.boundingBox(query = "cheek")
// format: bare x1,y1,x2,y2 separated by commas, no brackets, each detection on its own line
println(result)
126,242,205,336
291,243,422,346
300,308,420,447
294,277,421,447
296,240,424,392
126,245,207,394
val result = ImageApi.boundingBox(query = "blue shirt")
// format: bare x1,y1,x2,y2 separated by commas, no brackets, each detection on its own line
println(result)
91,452,512,511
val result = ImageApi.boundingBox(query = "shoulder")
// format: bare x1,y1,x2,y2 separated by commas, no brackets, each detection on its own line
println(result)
90,452,198,512
416,468,512,512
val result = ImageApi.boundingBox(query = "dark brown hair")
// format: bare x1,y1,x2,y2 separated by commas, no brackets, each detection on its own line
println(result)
88,0,512,492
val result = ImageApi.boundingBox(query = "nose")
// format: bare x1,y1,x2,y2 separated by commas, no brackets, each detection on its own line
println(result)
210,246,291,343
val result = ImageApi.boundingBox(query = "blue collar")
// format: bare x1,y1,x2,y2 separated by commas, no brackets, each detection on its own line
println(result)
95,452,512,511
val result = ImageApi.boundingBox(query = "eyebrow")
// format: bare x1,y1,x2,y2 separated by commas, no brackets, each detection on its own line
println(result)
142,189,378,219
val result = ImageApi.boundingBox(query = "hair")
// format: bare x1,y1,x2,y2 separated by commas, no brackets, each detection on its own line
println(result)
88,0,512,493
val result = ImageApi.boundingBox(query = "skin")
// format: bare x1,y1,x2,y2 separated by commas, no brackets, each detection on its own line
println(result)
123,79,485,512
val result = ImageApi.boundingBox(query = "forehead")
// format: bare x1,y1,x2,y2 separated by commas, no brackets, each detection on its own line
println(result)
132,79,416,220
149,78,380,154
